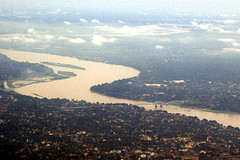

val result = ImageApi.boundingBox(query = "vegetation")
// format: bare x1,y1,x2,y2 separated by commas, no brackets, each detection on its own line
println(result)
41,62,86,70
57,71,77,77
0,53,72,89
0,54,55,81
91,70,240,113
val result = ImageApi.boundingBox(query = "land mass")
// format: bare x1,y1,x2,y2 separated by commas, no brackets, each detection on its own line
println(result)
1,90,240,159
41,62,86,70
1,51,240,159
0,53,68,89
57,71,77,77
91,56,240,114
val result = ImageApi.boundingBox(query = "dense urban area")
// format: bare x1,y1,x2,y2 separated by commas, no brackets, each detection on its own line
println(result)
1,91,240,159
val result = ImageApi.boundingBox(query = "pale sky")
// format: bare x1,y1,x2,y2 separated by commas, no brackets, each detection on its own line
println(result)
1,0,240,16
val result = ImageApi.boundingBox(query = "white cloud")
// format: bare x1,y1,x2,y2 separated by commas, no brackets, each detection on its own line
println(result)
91,19,100,23
68,38,86,44
223,48,240,53
0,36,38,43
97,25,188,36
118,20,124,24
58,36,69,40
221,14,237,17
42,35,54,41
55,9,61,13
92,35,117,46
218,29,233,33
58,36,85,44
237,29,240,33
218,38,235,43
64,21,71,25
191,21,221,32
191,21,234,33
223,19,238,24
232,42,240,47
0,37,12,42
221,14,230,17
27,28,37,34
22,37,38,43
66,29,73,33
80,18,88,23
218,38,240,47
158,38,171,42
155,45,164,49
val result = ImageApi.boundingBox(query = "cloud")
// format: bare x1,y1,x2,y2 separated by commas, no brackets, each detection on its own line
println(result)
232,43,240,47
223,48,240,53
118,20,124,24
0,33,57,43
27,28,37,34
55,9,61,14
91,19,100,23
58,36,69,40
58,36,85,44
80,18,88,23
91,35,117,46
97,25,188,36
64,21,71,25
218,29,233,33
158,38,171,42
0,36,38,43
42,35,54,41
22,37,38,43
218,38,240,47
191,21,220,32
66,29,73,33
218,38,235,43
191,21,234,33
223,19,238,24
155,45,164,49
0,37,12,42
220,14,237,17
237,29,240,33
68,38,86,44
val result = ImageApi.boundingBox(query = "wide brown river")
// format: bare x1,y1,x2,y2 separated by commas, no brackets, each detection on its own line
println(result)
1,49,240,127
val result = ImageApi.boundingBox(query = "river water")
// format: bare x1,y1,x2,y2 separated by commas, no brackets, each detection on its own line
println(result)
1,49,240,127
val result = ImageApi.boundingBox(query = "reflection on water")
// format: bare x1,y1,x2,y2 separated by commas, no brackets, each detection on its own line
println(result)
1,49,240,128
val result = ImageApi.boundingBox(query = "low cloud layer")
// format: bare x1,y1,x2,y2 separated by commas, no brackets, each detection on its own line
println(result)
91,35,117,46
191,21,234,33
155,45,164,49
58,36,86,44
80,18,88,23
219,38,240,47
96,25,188,36
223,48,240,53
0,36,38,43
64,21,71,25
191,21,220,32
27,28,37,34
91,19,100,23
222,19,238,24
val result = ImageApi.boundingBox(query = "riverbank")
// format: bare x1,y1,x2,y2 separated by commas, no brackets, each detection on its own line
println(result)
2,74,68,90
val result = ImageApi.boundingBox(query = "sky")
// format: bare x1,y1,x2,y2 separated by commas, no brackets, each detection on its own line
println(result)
1,0,240,16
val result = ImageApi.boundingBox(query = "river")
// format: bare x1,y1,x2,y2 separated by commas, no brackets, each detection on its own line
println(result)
1,49,240,127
